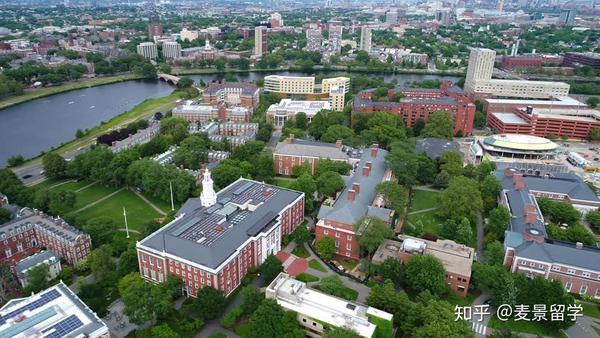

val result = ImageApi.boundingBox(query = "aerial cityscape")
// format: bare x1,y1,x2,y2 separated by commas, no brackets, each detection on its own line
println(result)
1,0,600,337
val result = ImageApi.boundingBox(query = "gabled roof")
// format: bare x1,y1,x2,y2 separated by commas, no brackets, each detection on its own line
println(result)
515,240,600,272
274,139,353,161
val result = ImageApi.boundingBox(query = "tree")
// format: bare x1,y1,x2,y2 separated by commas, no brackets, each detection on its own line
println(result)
376,257,404,287
324,328,362,338
438,176,483,223
405,298,473,338
316,171,344,197
151,324,179,338
42,153,68,179
354,216,393,257
537,198,581,225
247,299,303,338
480,175,501,213
261,255,283,286
386,141,420,187
320,125,355,143
89,245,117,287
439,151,463,177
315,276,354,300
366,279,413,326
83,217,117,247
487,206,511,240
241,285,264,315
7,155,24,167
315,236,337,260
177,77,194,88
375,182,408,217
47,190,76,215
173,135,208,169
455,217,473,245
587,96,600,108
404,254,447,296
484,241,505,266
75,129,85,138
118,273,155,323
293,172,316,197
586,210,600,231
433,170,450,189
295,112,308,130
117,245,139,277
190,287,226,320
589,128,600,141
315,159,352,176
420,112,454,139
290,224,310,244
25,264,49,293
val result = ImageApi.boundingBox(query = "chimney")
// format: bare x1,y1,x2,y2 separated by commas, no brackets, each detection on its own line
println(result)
525,212,537,224
371,144,379,157
287,134,294,143
576,242,583,250
335,139,343,148
362,166,371,177
347,189,356,201
352,183,361,194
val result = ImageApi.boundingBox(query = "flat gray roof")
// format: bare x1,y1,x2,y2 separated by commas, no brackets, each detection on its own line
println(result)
274,139,351,161
492,112,529,125
415,138,460,160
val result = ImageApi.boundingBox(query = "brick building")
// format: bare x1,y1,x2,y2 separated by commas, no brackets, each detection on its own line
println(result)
498,168,600,298
136,171,304,297
563,52,600,69
173,101,252,123
482,96,585,114
372,236,474,297
315,146,394,260
0,207,92,271
487,106,600,140
273,136,360,176
353,82,476,135
202,81,260,112
501,56,543,70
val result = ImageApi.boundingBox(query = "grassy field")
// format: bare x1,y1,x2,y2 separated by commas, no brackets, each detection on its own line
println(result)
407,210,444,236
443,292,476,307
292,246,310,258
295,273,319,283
488,317,568,338
409,190,440,211
582,302,600,319
308,259,328,272
0,74,142,110
273,178,296,190
76,189,162,231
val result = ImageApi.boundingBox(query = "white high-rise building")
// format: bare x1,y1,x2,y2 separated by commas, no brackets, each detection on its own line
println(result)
162,41,181,59
254,26,267,55
136,42,158,59
465,48,570,99
200,168,217,207
359,26,372,52
306,28,323,51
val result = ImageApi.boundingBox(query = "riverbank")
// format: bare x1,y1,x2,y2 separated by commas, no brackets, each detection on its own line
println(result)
13,92,180,170
172,65,467,76
0,73,143,110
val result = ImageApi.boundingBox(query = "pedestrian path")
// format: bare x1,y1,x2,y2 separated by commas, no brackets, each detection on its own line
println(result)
471,321,488,335
72,187,124,213
131,188,167,216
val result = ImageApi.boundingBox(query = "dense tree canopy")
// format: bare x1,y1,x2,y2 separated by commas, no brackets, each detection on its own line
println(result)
437,176,483,223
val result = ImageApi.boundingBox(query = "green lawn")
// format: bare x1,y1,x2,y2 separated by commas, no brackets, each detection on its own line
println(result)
295,273,319,283
409,190,440,212
76,190,161,231
33,178,66,191
140,191,177,214
337,259,358,272
273,178,296,189
233,323,251,338
582,302,600,319
443,292,476,307
292,245,310,258
407,210,444,237
308,259,328,272
42,180,121,213
488,316,567,338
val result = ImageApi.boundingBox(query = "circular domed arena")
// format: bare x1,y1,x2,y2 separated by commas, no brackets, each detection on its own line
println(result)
479,134,558,159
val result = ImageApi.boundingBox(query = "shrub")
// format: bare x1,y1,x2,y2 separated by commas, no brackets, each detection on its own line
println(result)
221,306,244,328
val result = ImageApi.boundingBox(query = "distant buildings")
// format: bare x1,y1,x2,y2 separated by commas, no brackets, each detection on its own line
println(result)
0,282,109,338
180,28,198,42
266,272,394,338
386,10,399,25
501,55,543,70
353,81,476,135
415,138,460,160
194,121,259,148
162,41,181,59
498,168,600,298
254,26,267,55
327,23,343,55
273,135,361,176
483,96,585,114
267,99,332,127
316,145,394,260
15,250,61,288
359,26,372,52
202,81,260,112
264,75,315,94
464,48,570,99
306,28,323,52
110,122,160,153
487,106,600,140
148,22,163,40
478,134,558,160
373,236,474,297
136,42,158,59
563,52,600,69
268,13,283,28
173,101,252,123
136,172,304,297
0,207,91,269
559,9,576,26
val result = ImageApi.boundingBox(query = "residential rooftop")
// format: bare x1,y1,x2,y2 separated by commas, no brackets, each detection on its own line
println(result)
0,282,108,338
203,80,259,97
491,112,529,125
415,138,460,160
266,273,392,338
515,240,600,272
274,137,361,161
0,208,87,244
138,178,303,270
15,250,58,280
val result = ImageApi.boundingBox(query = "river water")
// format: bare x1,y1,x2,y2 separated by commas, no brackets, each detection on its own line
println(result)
0,71,460,166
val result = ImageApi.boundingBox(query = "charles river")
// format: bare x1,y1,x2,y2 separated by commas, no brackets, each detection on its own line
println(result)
0,71,460,166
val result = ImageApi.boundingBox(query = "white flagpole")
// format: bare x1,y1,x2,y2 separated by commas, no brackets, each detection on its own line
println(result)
123,207,130,239
170,181,175,211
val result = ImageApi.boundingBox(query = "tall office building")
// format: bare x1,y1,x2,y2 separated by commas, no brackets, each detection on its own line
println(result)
254,26,267,55
560,9,576,26
137,42,158,59
306,28,323,51
162,41,181,59
359,26,372,52
496,0,505,12
328,24,343,54
464,48,496,93
386,10,398,24
147,22,163,40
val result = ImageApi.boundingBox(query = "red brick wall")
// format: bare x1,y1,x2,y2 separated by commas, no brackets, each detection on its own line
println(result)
274,154,319,176
315,220,359,260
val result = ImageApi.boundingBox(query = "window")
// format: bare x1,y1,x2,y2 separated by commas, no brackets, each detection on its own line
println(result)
4,249,11,258
323,229,329,235
583,272,591,278
335,240,339,248
565,281,572,292
335,232,340,238
596,289,600,299
567,269,576,275
552,265,560,272
347,235,352,240
581,285,588,295
16,244,22,252
346,243,352,250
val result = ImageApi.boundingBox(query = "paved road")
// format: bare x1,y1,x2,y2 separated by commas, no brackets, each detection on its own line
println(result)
13,145,90,186
565,315,600,338
470,293,491,337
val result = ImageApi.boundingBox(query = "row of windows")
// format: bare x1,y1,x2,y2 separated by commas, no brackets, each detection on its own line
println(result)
323,229,353,241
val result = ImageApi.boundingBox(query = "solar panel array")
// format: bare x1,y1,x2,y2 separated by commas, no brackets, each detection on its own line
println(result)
41,314,83,338
0,289,61,326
